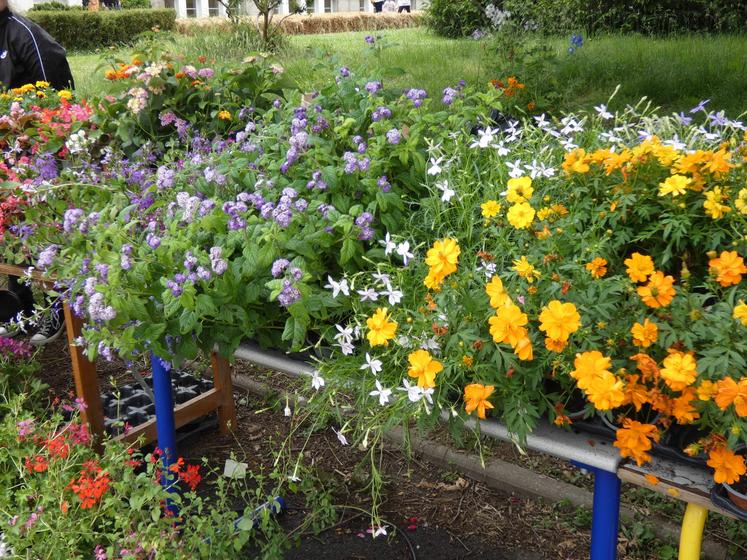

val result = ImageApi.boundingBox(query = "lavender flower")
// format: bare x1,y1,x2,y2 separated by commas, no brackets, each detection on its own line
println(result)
271,258,290,278
278,280,301,307
63,208,84,233
386,128,401,145
88,293,116,322
372,106,392,122
37,245,58,269
365,81,382,95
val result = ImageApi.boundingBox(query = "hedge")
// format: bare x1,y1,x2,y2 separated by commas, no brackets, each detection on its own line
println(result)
27,9,176,51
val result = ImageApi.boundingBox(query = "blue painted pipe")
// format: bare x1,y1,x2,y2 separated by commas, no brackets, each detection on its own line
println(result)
150,352,179,513
590,466,621,560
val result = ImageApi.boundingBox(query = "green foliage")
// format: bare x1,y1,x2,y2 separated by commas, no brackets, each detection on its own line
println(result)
502,0,747,36
28,1,84,11
424,0,490,38
26,9,176,51
121,0,153,9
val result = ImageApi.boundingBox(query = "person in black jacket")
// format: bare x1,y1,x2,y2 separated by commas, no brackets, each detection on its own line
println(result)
0,0,74,92
0,0,72,345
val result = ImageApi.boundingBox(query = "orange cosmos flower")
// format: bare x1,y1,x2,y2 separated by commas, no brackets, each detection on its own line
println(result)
585,371,625,410
366,308,398,346
464,383,495,419
630,318,658,348
425,238,461,279
538,300,581,342
660,350,698,391
613,419,660,466
637,271,676,308
671,388,700,424
485,275,510,309
707,445,746,485
714,377,747,417
407,349,443,388
696,380,717,401
570,350,612,390
708,250,747,287
622,374,649,412
630,353,660,383
545,337,567,352
513,336,534,361
562,148,591,174
585,257,608,278
488,303,528,347
624,253,655,283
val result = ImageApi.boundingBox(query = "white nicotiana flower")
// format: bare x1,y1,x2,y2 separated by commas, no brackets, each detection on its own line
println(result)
396,335,411,348
470,126,498,149
360,353,383,375
369,380,392,406
284,398,292,417
380,232,397,256
395,241,414,266
594,104,614,120
399,379,423,402
478,261,497,279
357,288,379,302
505,159,523,178
533,113,550,128
372,271,391,288
421,387,435,405
436,179,456,202
324,275,350,298
372,526,388,538
311,370,325,391
427,156,444,175
421,337,441,352
382,287,403,306
495,142,510,157
335,429,348,446
337,341,355,355
334,324,354,344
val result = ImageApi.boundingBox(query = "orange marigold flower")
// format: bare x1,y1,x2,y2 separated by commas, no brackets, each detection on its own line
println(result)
613,419,659,466
407,349,443,388
217,110,231,120
630,318,658,348
637,271,676,308
708,250,747,287
462,355,474,368
707,445,746,485
538,300,581,342
488,303,528,347
660,350,698,391
585,257,608,278
464,383,495,419
624,253,655,283
714,377,747,417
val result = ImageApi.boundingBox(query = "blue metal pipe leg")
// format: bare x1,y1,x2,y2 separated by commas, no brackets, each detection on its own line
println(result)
590,467,621,560
150,353,179,512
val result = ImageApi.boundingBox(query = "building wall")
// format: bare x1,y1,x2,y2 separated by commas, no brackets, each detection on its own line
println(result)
171,0,419,18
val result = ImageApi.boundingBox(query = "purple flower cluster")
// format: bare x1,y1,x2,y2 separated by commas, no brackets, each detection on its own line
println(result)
146,232,161,249
372,106,392,122
343,151,371,174
88,292,116,322
365,81,383,95
278,280,301,308
377,175,391,193
210,246,228,275
0,335,33,361
156,165,175,190
120,244,133,271
355,212,375,241
442,87,459,106
339,66,350,78
306,170,327,191
37,245,58,269
175,192,202,223
271,258,290,278
405,89,428,108
33,152,58,182
386,128,402,145
63,208,84,233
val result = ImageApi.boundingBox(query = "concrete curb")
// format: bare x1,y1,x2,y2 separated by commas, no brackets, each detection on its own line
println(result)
231,372,728,559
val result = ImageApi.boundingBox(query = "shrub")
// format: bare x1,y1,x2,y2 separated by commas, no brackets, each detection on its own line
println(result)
26,9,176,51
121,0,153,8
424,0,490,38
28,1,83,11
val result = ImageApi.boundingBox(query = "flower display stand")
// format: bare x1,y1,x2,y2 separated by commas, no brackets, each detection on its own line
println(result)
0,262,237,451
233,340,743,560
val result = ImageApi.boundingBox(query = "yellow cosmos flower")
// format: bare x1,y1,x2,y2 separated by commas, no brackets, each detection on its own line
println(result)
505,176,533,203
217,110,232,120
703,187,731,219
696,380,717,401
513,335,534,361
464,383,495,419
488,303,528,347
512,256,541,283
366,307,398,346
571,350,612,390
630,318,658,348
506,202,535,229
707,445,747,485
734,188,747,215
562,148,590,174
585,257,607,279
624,252,654,283
658,174,691,197
544,337,567,352
733,301,747,326
425,238,460,279
660,350,697,391
481,200,501,218
585,371,625,410
485,275,510,309
407,349,443,388
538,300,581,342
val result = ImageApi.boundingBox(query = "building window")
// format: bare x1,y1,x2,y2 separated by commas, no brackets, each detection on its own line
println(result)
186,0,197,17
324,0,335,13
209,0,220,16
359,0,365,10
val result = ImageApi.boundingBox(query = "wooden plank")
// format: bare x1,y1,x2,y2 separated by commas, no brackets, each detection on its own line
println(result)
63,303,105,447
619,456,737,520
114,388,222,446
0,262,56,287
210,351,237,435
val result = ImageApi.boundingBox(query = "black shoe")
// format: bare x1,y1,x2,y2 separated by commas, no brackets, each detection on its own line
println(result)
29,309,65,346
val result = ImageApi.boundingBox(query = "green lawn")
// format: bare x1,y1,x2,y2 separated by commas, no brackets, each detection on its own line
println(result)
67,28,747,117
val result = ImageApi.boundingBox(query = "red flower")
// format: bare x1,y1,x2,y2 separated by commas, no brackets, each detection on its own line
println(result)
24,455,49,473
68,463,110,509
46,436,70,459
179,464,202,491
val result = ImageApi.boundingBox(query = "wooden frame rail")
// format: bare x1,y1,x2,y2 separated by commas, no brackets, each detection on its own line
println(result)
1,262,237,446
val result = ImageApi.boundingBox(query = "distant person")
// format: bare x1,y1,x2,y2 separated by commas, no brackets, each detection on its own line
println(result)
0,0,72,345
397,0,411,13
0,0,74,91
382,0,396,12
371,0,384,13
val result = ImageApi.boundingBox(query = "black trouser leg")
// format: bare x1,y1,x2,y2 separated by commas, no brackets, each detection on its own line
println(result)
7,275,35,313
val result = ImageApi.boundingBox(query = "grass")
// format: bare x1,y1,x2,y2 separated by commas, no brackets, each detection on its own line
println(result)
67,27,747,117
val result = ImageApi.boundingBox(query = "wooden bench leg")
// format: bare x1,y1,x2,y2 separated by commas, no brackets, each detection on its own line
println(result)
63,303,105,446
210,351,237,435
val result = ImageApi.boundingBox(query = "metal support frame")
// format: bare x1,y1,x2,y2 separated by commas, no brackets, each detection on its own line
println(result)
150,353,179,514
678,503,708,560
